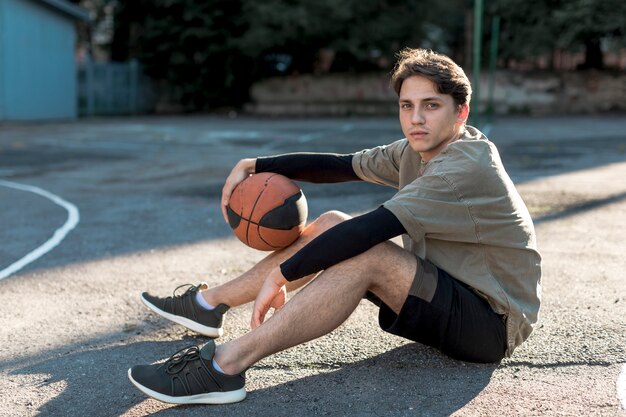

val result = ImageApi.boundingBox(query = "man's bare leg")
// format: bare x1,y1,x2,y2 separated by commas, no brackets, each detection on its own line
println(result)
202,211,352,308
213,235,419,375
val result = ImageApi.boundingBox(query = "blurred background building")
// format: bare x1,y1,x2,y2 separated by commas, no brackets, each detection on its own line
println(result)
0,0,89,121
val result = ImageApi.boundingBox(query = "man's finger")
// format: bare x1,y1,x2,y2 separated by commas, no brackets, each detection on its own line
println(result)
270,293,284,311
221,185,232,223
250,309,259,329
252,309,265,329
251,300,269,329
221,200,229,223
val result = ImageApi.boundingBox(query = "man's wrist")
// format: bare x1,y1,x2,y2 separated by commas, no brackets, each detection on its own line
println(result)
241,158,257,174
234,158,256,175
278,264,293,283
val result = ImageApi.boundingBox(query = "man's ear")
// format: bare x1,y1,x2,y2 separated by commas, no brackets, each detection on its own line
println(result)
457,103,470,124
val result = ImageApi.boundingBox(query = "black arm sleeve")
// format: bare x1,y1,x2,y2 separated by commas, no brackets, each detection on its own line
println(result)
256,153,360,183
280,206,407,281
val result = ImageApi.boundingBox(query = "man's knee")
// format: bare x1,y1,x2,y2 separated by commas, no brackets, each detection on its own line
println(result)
340,239,417,283
303,210,352,237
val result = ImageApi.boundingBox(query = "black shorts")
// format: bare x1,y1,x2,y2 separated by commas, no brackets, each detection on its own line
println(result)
366,259,507,363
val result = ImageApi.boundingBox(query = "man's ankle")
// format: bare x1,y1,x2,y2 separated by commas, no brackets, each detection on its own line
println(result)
214,345,245,375
195,291,215,310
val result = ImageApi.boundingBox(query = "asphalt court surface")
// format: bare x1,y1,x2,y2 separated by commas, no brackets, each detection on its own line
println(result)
0,185,66,269
0,115,625,416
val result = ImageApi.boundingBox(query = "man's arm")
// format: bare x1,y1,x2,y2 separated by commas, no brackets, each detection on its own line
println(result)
256,153,360,183
280,206,406,280
221,153,360,223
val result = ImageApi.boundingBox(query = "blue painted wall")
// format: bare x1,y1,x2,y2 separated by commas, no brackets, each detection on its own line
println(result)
0,0,78,120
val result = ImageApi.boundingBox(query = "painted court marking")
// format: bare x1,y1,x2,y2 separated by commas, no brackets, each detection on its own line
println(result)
0,180,79,281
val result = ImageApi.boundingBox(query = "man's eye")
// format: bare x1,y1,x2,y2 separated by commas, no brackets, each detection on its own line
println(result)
400,103,412,109
425,103,439,109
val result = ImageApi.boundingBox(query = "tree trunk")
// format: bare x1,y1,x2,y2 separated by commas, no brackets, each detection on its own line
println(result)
582,37,604,69
110,8,130,61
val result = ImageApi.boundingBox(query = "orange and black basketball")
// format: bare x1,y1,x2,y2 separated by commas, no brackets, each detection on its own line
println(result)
227,173,308,251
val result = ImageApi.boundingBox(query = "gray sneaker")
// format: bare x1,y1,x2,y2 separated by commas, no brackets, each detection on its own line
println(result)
128,340,246,404
141,283,229,337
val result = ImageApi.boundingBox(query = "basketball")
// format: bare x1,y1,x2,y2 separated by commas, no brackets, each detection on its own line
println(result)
226,173,308,251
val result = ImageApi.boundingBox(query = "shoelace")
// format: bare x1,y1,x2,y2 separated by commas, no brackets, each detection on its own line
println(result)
168,283,198,301
160,345,201,375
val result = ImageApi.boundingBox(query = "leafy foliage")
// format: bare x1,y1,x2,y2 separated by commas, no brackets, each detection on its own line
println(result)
238,0,463,72
105,0,623,109
111,0,466,110
116,0,252,110
492,0,626,68
554,0,625,46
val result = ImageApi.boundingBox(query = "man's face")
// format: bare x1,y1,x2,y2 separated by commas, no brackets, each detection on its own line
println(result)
398,75,468,161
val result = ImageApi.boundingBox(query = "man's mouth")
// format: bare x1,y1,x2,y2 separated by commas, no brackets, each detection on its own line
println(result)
410,130,428,138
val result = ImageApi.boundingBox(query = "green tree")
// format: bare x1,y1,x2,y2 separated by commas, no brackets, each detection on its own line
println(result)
134,0,253,110
553,0,626,69
492,0,626,69
111,0,468,110
239,0,467,73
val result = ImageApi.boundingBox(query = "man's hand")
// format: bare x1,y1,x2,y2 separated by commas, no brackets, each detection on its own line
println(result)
221,158,256,223
251,267,288,329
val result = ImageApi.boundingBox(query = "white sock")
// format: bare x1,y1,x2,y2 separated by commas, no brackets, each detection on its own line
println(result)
195,291,215,311
212,358,225,374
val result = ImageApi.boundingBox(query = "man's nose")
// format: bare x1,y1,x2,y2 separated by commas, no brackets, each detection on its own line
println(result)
411,108,425,124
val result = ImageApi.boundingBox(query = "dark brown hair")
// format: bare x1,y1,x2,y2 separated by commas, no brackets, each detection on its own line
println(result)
391,48,472,106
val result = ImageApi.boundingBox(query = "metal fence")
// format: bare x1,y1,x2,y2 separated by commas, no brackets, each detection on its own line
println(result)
78,59,156,116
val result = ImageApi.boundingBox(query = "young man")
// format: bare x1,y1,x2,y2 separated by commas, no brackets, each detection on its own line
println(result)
128,48,541,405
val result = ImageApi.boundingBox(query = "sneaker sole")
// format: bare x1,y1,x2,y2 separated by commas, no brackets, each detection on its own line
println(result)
127,368,246,404
140,294,223,338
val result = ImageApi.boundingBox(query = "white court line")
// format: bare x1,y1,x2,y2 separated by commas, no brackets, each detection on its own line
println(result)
618,363,626,410
0,180,79,281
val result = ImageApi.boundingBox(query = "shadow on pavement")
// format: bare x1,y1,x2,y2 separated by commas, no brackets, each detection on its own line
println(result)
236,345,498,417
503,360,614,368
533,191,626,224
9,339,197,417
11,340,497,417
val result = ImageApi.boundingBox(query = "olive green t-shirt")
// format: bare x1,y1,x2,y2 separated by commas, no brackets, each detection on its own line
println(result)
352,126,541,356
